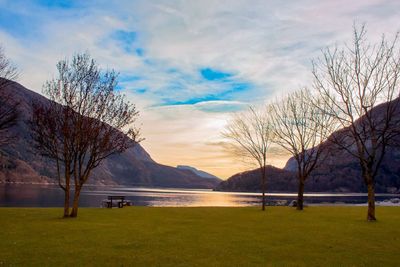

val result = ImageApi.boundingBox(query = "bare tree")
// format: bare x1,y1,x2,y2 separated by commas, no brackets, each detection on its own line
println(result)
313,24,400,221
0,46,19,146
31,53,142,218
31,101,75,217
270,88,337,210
223,106,273,211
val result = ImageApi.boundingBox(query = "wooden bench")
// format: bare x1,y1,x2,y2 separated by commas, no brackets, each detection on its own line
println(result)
102,196,132,208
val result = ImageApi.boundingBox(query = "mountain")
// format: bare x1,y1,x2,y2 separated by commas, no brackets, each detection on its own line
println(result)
215,165,297,192
176,165,221,180
0,80,220,188
216,99,400,193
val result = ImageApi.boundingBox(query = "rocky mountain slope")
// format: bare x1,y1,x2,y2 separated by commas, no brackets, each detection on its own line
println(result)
0,81,220,188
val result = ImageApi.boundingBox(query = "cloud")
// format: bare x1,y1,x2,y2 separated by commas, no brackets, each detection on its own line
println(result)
0,0,399,178
194,101,246,113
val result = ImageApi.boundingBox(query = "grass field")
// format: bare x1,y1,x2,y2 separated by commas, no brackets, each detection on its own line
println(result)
0,206,399,266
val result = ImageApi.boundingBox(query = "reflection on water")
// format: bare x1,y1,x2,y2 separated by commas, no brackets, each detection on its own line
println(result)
79,188,261,207
0,184,399,207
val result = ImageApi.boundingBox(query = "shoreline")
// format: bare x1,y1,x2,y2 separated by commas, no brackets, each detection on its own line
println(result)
1,183,400,208
1,181,400,196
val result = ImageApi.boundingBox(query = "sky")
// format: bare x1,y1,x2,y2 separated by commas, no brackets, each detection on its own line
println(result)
0,0,399,179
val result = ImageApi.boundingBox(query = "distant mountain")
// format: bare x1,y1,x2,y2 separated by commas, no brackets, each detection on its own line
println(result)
176,165,221,180
216,99,400,193
0,80,220,189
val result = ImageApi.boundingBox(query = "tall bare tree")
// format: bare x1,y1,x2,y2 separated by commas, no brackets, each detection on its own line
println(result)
0,46,19,146
223,106,273,211
270,88,337,210
313,25,400,221
31,53,142,218
31,101,75,217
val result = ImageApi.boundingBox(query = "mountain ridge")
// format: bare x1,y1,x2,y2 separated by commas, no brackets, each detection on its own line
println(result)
216,99,400,193
0,80,220,188
176,165,221,180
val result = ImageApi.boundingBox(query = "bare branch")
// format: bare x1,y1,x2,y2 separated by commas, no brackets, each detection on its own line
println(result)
222,105,273,210
31,53,142,217
313,24,400,221
269,88,338,209
0,45,19,147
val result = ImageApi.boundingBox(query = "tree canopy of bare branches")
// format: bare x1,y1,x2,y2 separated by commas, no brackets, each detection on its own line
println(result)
313,24,400,221
270,88,337,210
223,106,273,210
0,46,19,146
31,53,142,218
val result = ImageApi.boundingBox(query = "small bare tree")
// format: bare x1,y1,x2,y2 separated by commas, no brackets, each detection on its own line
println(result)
313,25,400,221
270,88,337,210
0,46,19,146
223,106,273,211
31,53,142,218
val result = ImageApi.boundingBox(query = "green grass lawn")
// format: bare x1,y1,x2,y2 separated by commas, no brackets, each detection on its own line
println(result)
0,206,399,266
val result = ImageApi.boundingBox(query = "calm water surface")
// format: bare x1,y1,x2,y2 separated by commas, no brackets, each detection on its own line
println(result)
0,184,398,207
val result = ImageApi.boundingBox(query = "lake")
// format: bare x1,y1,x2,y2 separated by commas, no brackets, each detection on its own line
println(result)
1,183,399,207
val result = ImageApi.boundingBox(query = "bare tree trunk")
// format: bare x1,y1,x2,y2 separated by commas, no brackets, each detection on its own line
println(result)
261,166,266,211
63,182,70,218
366,179,376,221
297,178,305,211
57,160,70,218
70,185,81,218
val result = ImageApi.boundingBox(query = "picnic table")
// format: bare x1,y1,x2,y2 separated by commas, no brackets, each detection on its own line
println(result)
102,196,132,208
